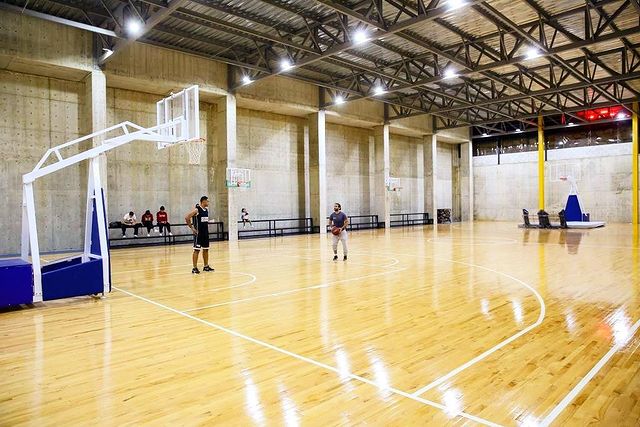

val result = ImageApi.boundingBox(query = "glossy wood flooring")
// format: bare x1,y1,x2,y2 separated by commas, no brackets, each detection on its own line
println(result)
2,222,639,426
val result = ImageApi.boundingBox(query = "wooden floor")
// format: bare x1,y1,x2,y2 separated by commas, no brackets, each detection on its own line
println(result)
1,222,639,426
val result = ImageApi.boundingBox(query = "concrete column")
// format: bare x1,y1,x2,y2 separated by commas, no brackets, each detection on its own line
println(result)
425,134,438,223
416,143,425,213
215,94,238,241
303,125,311,218
374,124,390,228
460,142,474,222
368,135,376,216
308,111,327,232
83,70,108,194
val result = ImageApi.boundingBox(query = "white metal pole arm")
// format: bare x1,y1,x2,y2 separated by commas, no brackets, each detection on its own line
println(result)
24,119,184,184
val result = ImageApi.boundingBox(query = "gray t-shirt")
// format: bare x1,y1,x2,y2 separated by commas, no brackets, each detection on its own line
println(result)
329,211,347,227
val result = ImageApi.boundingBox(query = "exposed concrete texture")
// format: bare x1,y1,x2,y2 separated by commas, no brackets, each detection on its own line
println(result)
389,114,433,137
451,145,461,221
389,134,423,213
546,144,634,223
374,125,390,227
235,108,306,219
437,126,471,143
105,87,211,228
437,143,454,212
473,144,636,222
326,98,384,128
460,142,474,221
473,152,537,221
326,123,373,216
237,76,318,116
214,94,238,240
308,111,327,229
0,70,86,255
0,12,93,81
104,43,227,100
425,135,437,216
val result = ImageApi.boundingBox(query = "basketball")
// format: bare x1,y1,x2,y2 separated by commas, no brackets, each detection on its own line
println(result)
331,226,341,235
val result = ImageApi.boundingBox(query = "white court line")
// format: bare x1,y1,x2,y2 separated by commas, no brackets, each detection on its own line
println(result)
183,267,405,312
125,270,257,292
113,285,503,427
400,254,546,398
539,317,640,427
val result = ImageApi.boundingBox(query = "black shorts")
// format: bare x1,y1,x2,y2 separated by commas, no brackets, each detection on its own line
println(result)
193,230,209,250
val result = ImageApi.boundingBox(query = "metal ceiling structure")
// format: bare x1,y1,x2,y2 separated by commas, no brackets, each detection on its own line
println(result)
2,0,640,134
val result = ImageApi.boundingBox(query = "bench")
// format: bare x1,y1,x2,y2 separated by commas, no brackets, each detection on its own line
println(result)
389,212,433,227
325,214,380,232
238,218,316,239
109,222,227,248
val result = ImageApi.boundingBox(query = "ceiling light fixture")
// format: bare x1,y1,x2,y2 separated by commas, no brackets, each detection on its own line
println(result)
335,95,345,105
127,19,142,36
242,75,253,85
280,59,293,71
525,47,540,60
373,85,386,95
353,29,369,44
443,68,458,79
447,0,467,9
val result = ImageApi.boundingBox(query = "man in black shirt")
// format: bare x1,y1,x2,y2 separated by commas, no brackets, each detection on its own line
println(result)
185,196,215,274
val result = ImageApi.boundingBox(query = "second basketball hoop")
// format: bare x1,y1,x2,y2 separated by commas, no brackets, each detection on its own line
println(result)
226,167,252,188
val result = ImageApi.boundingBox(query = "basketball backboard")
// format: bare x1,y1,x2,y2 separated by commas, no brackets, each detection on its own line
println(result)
156,85,200,149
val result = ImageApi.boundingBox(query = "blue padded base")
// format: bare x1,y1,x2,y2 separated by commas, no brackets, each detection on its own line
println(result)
42,257,105,301
0,258,33,307
565,194,583,222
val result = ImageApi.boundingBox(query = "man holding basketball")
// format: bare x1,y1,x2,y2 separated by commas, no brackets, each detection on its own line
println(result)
328,202,349,261
185,196,214,274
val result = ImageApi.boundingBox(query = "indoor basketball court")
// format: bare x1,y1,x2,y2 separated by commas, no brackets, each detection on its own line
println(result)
1,0,640,425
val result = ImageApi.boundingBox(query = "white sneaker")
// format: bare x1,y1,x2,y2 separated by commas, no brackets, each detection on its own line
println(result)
169,232,173,236
122,234,126,238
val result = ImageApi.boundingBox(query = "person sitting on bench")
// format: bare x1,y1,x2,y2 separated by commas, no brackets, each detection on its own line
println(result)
121,211,141,238
157,206,172,236
141,210,154,236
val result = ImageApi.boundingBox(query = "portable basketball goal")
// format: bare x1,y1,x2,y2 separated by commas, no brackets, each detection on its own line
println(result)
4,86,201,307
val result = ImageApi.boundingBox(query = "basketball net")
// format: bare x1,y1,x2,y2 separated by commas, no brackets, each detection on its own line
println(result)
184,138,206,164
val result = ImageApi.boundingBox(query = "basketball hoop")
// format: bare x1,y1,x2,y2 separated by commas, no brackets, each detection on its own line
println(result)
184,138,206,164
226,167,252,188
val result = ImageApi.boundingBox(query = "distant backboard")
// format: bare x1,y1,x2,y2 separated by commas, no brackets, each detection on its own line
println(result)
385,176,402,192
548,163,582,182
156,85,200,149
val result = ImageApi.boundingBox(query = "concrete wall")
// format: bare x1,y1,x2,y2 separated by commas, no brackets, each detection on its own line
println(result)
0,12,93,81
326,123,372,215
235,108,306,219
390,135,423,213
437,143,455,211
104,43,227,99
0,70,86,254
473,144,637,222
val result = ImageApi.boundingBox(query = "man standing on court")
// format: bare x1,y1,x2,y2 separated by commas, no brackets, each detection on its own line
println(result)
328,202,349,261
185,196,214,274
